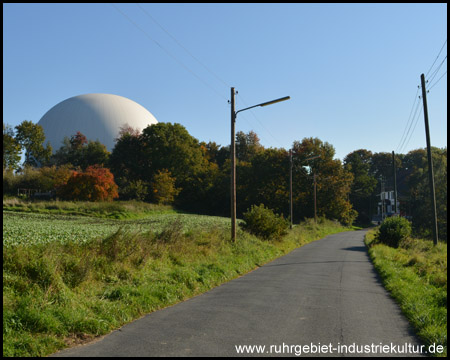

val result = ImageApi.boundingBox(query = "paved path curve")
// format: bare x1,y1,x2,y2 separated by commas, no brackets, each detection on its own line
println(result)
52,230,424,357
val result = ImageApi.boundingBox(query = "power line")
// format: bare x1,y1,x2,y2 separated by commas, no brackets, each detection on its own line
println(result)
396,40,447,155
398,96,422,154
399,101,423,154
236,94,285,148
427,55,447,85
136,3,232,90
113,4,284,149
111,4,228,102
136,4,284,148
425,39,447,78
396,87,420,153
428,71,447,91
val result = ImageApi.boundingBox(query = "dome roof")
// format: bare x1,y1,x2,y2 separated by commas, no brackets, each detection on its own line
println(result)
38,93,158,152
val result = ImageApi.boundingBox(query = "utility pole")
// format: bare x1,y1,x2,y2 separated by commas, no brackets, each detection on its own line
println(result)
289,149,293,229
380,176,385,221
230,87,236,242
420,73,439,245
313,173,317,223
229,89,290,242
392,151,398,215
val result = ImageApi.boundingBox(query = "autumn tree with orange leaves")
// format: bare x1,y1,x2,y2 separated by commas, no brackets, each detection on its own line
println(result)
58,165,118,201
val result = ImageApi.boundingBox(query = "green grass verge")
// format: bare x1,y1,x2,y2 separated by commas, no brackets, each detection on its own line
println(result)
365,229,447,357
3,211,349,357
3,198,177,219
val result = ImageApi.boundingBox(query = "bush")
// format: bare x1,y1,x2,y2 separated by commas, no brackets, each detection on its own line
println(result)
240,204,289,240
377,216,412,248
57,165,119,202
118,179,149,201
151,169,180,205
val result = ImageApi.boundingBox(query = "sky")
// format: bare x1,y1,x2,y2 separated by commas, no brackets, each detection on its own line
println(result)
3,3,447,162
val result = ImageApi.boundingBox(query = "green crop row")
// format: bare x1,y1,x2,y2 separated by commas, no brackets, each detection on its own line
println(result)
3,211,235,247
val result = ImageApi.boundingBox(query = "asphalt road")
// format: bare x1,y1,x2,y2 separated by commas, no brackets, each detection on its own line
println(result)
52,230,424,357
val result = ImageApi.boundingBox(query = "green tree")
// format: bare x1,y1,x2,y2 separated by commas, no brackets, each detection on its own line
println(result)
3,123,21,171
344,149,378,224
14,120,52,167
236,130,264,162
402,147,447,241
237,147,289,218
109,131,145,185
51,132,110,170
370,152,394,181
151,169,180,205
140,122,206,183
292,137,356,225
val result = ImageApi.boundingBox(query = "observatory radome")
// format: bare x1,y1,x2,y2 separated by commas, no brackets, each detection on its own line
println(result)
38,93,158,152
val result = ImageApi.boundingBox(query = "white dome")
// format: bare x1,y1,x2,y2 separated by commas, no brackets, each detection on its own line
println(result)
38,93,158,152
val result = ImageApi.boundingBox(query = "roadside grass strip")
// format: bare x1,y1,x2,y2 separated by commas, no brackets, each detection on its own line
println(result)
365,230,447,357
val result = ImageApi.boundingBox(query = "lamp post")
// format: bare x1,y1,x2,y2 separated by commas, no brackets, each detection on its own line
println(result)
230,88,290,242
304,155,321,223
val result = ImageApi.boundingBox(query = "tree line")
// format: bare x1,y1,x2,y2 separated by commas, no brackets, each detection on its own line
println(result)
3,120,447,240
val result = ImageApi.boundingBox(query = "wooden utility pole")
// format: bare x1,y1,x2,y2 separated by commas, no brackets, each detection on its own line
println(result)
392,151,398,215
231,87,236,242
229,89,290,242
420,74,439,245
380,176,385,221
289,149,293,229
313,173,317,223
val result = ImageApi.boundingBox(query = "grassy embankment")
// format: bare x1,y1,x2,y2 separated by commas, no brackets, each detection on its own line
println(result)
365,229,447,357
2,197,176,219
3,199,351,357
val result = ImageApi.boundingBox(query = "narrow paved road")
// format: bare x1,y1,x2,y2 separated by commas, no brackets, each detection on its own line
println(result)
52,230,424,357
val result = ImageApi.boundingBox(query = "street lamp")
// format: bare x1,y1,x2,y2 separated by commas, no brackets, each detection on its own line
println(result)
304,155,321,223
230,88,290,242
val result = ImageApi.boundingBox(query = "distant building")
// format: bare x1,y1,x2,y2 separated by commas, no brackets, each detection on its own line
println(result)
38,93,158,153
377,190,400,219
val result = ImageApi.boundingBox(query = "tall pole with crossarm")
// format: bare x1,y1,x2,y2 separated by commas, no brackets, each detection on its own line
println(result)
420,74,438,245
230,89,290,242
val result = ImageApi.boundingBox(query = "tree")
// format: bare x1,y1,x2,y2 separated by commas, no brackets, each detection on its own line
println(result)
344,149,378,224
116,123,141,139
139,122,218,211
237,147,289,218
140,122,206,183
69,131,88,150
58,165,119,202
402,147,447,241
14,120,52,167
292,137,356,224
370,152,394,182
109,130,144,184
51,131,110,169
109,122,219,210
236,130,264,162
151,169,180,205
3,123,21,171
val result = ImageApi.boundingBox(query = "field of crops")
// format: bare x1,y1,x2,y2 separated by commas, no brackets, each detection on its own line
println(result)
3,211,233,247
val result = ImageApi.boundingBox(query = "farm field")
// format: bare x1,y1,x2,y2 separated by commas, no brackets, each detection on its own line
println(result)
3,210,234,247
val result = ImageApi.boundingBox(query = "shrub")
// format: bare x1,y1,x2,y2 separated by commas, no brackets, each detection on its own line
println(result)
57,165,119,202
151,169,180,205
240,204,289,240
118,179,149,201
377,216,412,248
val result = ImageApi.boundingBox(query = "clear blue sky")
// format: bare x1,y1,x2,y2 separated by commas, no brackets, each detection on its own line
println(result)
3,3,447,161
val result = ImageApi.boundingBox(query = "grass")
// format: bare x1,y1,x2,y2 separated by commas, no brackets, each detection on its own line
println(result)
365,229,447,357
2,198,176,219
3,204,350,357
